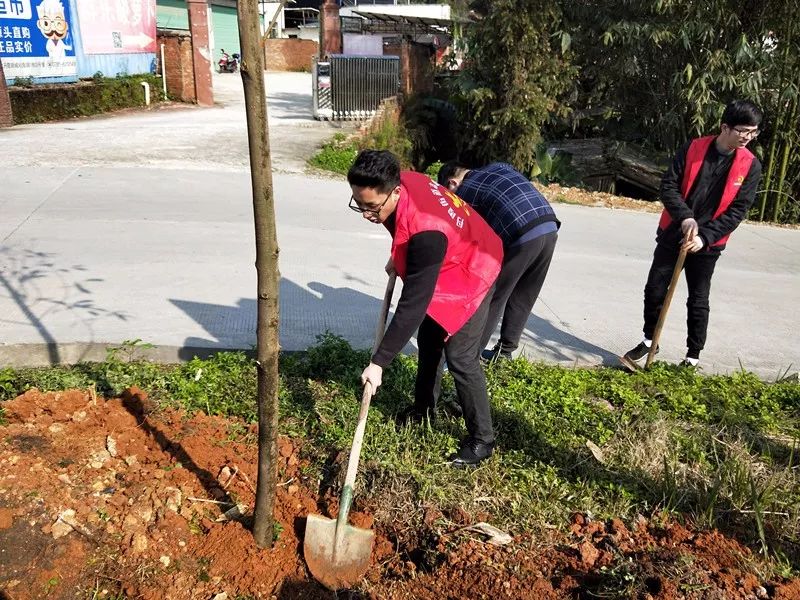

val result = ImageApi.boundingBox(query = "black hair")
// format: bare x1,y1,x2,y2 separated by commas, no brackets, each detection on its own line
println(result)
721,100,763,128
347,150,400,193
436,160,468,186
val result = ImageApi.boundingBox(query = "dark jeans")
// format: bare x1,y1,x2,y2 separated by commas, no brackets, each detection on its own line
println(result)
480,232,558,353
643,244,721,356
414,287,495,444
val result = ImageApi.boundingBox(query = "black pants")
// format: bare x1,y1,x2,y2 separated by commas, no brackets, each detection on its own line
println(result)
643,244,720,356
479,232,558,353
414,287,495,444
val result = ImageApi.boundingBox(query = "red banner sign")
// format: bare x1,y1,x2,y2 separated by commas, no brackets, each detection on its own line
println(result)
76,0,156,54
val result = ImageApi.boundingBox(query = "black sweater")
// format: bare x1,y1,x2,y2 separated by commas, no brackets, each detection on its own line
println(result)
371,213,447,368
659,139,761,252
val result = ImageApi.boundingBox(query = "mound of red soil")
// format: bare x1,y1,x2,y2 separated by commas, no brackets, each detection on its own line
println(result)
0,388,796,599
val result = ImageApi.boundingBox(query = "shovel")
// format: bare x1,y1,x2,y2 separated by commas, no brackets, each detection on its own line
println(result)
645,246,688,368
304,273,396,590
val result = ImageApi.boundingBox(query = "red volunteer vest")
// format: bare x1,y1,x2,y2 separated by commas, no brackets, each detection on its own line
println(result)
392,172,503,336
658,135,754,247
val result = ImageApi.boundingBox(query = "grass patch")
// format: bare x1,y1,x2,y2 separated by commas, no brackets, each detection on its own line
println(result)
308,133,359,176
308,98,414,176
1,335,798,573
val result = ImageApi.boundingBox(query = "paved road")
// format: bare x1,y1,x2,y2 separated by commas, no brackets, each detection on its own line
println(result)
0,72,351,174
0,74,798,378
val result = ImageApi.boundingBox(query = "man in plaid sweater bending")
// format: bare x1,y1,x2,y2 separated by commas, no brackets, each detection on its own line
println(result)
439,161,560,361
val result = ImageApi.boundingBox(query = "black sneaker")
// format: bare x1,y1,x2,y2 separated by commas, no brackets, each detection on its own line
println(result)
448,438,495,468
397,404,436,426
481,344,512,364
619,341,658,372
679,358,700,369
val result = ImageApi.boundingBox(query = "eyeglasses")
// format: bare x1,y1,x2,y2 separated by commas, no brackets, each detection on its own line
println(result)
349,190,393,215
732,126,760,139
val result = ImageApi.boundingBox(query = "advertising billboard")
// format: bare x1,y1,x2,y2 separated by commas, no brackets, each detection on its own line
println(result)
76,0,156,55
0,0,77,78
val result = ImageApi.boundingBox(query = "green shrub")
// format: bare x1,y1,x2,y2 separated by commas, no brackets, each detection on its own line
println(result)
425,161,444,179
9,74,168,125
530,144,578,186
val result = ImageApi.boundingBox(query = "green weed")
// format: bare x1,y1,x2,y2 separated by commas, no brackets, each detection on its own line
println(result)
0,368,15,403
308,134,359,175
425,160,444,179
273,521,284,540
12,76,34,88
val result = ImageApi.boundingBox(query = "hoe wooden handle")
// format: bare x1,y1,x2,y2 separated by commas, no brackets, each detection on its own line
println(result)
646,247,688,368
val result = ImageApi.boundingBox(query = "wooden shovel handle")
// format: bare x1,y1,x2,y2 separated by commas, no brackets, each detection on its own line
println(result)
341,274,396,502
372,274,396,356
645,247,688,368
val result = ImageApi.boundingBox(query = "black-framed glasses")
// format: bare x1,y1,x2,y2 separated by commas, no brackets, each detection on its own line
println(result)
732,126,760,139
349,190,392,215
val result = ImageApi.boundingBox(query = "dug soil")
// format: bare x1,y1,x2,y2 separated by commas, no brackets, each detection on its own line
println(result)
0,388,796,599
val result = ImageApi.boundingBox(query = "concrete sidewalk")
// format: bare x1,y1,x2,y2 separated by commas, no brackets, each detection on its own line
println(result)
1,165,798,378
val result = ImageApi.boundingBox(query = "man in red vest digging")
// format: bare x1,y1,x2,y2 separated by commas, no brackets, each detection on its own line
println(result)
621,100,763,371
348,150,503,467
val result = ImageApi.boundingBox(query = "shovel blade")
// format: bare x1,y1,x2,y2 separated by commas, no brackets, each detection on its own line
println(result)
304,513,375,590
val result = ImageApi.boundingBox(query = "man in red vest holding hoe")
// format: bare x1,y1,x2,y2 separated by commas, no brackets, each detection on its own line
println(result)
621,100,763,371
348,150,503,467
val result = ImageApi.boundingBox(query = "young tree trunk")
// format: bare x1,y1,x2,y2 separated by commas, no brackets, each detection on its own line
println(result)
237,0,281,549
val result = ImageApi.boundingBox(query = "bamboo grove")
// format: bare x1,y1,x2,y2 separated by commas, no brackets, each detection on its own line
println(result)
455,0,800,223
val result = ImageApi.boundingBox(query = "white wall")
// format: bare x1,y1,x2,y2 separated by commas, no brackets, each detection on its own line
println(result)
340,4,451,20
261,2,286,37
343,33,384,56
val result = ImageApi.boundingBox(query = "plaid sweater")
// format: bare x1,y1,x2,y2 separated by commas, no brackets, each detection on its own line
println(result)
456,163,559,246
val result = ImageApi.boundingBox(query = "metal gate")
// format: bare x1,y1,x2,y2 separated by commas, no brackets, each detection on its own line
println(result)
313,55,400,120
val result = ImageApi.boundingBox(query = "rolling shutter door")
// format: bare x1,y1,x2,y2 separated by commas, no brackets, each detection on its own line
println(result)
211,4,240,56
157,0,189,31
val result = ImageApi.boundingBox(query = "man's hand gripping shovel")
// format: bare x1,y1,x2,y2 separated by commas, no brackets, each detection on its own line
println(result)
303,273,396,590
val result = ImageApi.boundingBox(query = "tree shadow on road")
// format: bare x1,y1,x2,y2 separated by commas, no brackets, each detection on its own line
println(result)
0,245,130,365
170,277,410,360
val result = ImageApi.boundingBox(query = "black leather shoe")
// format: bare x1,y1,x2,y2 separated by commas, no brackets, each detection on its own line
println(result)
397,404,436,425
448,438,495,468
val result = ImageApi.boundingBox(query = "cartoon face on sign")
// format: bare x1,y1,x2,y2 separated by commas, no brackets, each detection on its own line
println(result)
36,0,71,58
